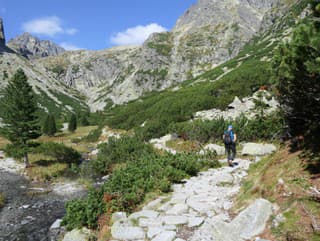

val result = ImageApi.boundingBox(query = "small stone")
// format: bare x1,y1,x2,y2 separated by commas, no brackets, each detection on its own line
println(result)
188,217,204,228
111,212,127,223
50,219,62,230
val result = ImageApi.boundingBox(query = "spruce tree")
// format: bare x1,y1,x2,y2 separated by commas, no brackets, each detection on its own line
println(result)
48,114,57,136
68,114,77,132
43,114,57,136
80,114,89,126
273,1,320,150
0,69,41,167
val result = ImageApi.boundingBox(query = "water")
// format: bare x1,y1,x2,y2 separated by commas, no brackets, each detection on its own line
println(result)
0,170,85,241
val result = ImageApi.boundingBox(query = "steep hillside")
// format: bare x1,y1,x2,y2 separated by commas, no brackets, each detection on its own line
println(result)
35,0,293,111
8,32,65,59
104,0,312,138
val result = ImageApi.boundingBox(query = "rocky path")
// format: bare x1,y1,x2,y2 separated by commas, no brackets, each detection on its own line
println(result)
110,158,273,241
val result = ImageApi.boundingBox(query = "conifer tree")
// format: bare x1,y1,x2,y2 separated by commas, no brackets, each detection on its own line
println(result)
0,69,41,167
273,1,320,150
43,114,57,136
68,113,77,132
80,114,90,126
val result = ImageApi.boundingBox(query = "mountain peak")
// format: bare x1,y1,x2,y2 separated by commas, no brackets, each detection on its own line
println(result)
7,32,65,59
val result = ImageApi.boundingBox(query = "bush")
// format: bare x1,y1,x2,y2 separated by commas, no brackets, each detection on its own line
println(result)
91,135,154,175
63,150,217,229
82,128,102,143
36,142,81,167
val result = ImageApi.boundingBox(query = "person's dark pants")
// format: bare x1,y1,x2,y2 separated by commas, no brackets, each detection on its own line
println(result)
225,143,236,161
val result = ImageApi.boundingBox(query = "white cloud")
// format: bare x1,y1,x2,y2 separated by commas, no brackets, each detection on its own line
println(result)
65,28,78,35
22,16,78,37
110,23,167,46
60,42,82,51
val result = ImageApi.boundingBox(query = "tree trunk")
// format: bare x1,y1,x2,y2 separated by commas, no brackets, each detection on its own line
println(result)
24,152,30,168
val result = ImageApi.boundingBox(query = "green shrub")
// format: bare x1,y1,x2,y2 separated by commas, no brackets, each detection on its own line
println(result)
36,142,81,167
92,135,154,175
82,128,102,143
63,150,218,229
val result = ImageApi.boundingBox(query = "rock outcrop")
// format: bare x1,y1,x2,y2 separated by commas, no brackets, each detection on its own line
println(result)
0,17,5,47
8,32,65,59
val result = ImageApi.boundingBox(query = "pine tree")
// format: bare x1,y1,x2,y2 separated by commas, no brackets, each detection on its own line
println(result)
43,114,57,136
48,114,57,136
0,69,41,167
68,114,77,132
273,1,320,150
80,114,89,126
43,114,50,135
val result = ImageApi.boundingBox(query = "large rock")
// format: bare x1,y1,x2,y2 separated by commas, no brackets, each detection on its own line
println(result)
209,198,273,241
62,228,92,241
199,144,225,156
241,143,277,156
111,219,145,240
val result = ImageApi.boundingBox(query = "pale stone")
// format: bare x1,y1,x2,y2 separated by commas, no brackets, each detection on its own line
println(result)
163,216,188,225
62,228,92,241
241,143,277,156
129,210,159,220
151,231,176,241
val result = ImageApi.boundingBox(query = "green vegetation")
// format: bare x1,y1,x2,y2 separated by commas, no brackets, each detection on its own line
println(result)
62,135,220,230
169,112,284,144
234,148,320,241
68,114,77,133
147,32,173,56
0,69,41,167
51,64,65,76
273,1,320,152
43,113,57,136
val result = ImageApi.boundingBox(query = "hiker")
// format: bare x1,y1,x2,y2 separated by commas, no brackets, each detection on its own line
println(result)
223,125,237,167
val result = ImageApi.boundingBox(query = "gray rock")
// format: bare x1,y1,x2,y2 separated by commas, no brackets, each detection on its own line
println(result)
151,231,176,241
241,143,277,156
200,144,225,156
50,219,62,229
111,225,145,240
8,32,65,59
0,17,5,46
129,210,159,220
163,216,188,225
188,217,204,228
166,204,188,215
112,212,127,223
62,228,92,241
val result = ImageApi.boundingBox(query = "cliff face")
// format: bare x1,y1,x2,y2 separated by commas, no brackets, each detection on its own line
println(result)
0,18,5,47
7,33,65,59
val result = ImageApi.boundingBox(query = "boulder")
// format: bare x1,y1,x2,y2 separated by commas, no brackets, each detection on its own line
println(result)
62,228,92,241
241,143,276,156
200,144,225,156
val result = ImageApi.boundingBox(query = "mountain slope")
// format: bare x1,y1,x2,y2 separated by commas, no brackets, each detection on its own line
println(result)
104,0,312,138
35,0,292,111
7,32,65,59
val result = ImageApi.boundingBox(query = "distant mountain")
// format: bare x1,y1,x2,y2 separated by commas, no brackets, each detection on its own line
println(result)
7,32,65,59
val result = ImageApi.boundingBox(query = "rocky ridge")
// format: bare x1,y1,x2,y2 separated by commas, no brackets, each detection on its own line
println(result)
8,32,65,59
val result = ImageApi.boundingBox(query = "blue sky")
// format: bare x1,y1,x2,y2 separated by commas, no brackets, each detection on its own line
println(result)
0,0,196,50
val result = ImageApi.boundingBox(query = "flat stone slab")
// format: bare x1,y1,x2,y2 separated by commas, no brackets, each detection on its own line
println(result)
241,143,276,156
163,216,188,225
129,210,159,220
111,225,145,240
166,204,188,215
151,231,176,241
62,228,92,241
